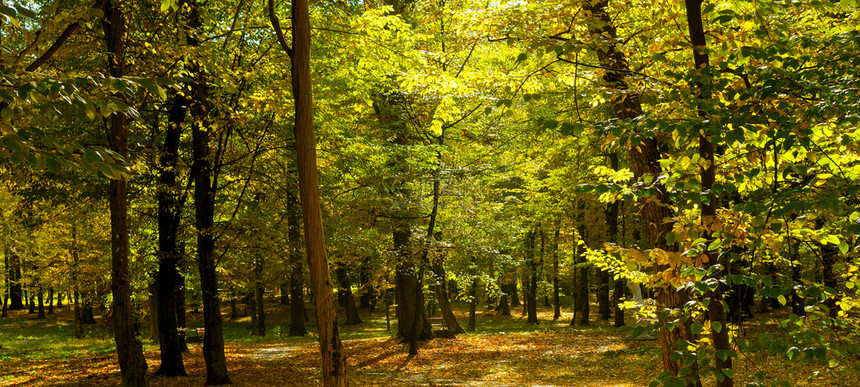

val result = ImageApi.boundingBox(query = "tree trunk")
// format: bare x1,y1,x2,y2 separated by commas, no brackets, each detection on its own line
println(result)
155,91,187,376
72,224,83,338
335,266,362,325
597,270,610,320
48,287,54,315
684,1,732,384
187,0,230,383
250,290,258,332
8,249,23,310
468,273,477,332
606,153,625,327
584,0,687,378
526,230,539,325
36,284,45,319
275,0,348,383
498,280,511,316
510,280,519,307
359,258,375,310
103,2,149,385
254,259,266,336
552,228,561,320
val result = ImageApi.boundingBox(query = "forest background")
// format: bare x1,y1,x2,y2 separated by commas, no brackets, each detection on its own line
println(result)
1,0,860,386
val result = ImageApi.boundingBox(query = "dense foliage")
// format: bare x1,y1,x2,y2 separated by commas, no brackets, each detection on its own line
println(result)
1,0,859,386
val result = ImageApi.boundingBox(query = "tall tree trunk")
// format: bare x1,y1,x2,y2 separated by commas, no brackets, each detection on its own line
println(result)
552,228,561,320
72,224,83,339
510,280,520,307
526,229,539,325
335,266,362,325
597,270,611,320
36,283,45,319
468,270,478,332
8,249,23,310
497,279,511,316
270,0,348,383
359,257,375,310
253,258,266,336
684,1,732,385
606,153,625,327
155,91,188,376
48,287,54,315
186,0,230,383
103,2,149,385
422,147,463,335
584,1,688,378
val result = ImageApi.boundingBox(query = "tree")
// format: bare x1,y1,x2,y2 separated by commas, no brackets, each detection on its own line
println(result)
102,1,149,385
269,0,348,384
683,0,732,385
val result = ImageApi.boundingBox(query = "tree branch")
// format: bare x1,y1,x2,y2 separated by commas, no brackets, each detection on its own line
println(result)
267,0,293,58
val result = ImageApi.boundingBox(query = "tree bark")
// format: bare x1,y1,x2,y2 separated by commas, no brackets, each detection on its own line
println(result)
155,92,188,376
103,2,149,385
8,249,23,310
584,1,687,377
186,0,230,383
552,227,561,320
253,258,266,336
36,283,45,319
284,0,348,383
684,1,733,384
335,266,362,325
526,229,539,325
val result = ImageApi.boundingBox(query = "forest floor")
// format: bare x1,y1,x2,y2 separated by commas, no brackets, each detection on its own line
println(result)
0,300,856,386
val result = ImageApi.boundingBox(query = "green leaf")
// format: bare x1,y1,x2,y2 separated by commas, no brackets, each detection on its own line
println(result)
777,294,787,306
138,79,167,100
0,89,15,101
516,53,527,62
712,321,722,333
1,107,13,121
691,322,704,335
839,241,849,254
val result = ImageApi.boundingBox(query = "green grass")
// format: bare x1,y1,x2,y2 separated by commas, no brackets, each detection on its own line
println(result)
0,310,115,363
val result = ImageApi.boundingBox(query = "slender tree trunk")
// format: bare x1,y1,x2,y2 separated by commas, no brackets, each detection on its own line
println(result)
685,1,732,385
597,269,611,320
48,287,54,315
526,229,539,325
552,228,561,320
103,2,148,385
186,0,230,383
468,271,478,332
155,91,188,376
272,0,348,383
36,284,45,319
8,249,22,310
254,258,266,336
359,257,375,310
498,279,511,316
510,280,519,307
606,153,625,327
335,266,362,325
72,224,83,339
584,1,688,378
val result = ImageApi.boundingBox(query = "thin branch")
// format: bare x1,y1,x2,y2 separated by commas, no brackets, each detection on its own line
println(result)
267,0,293,58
